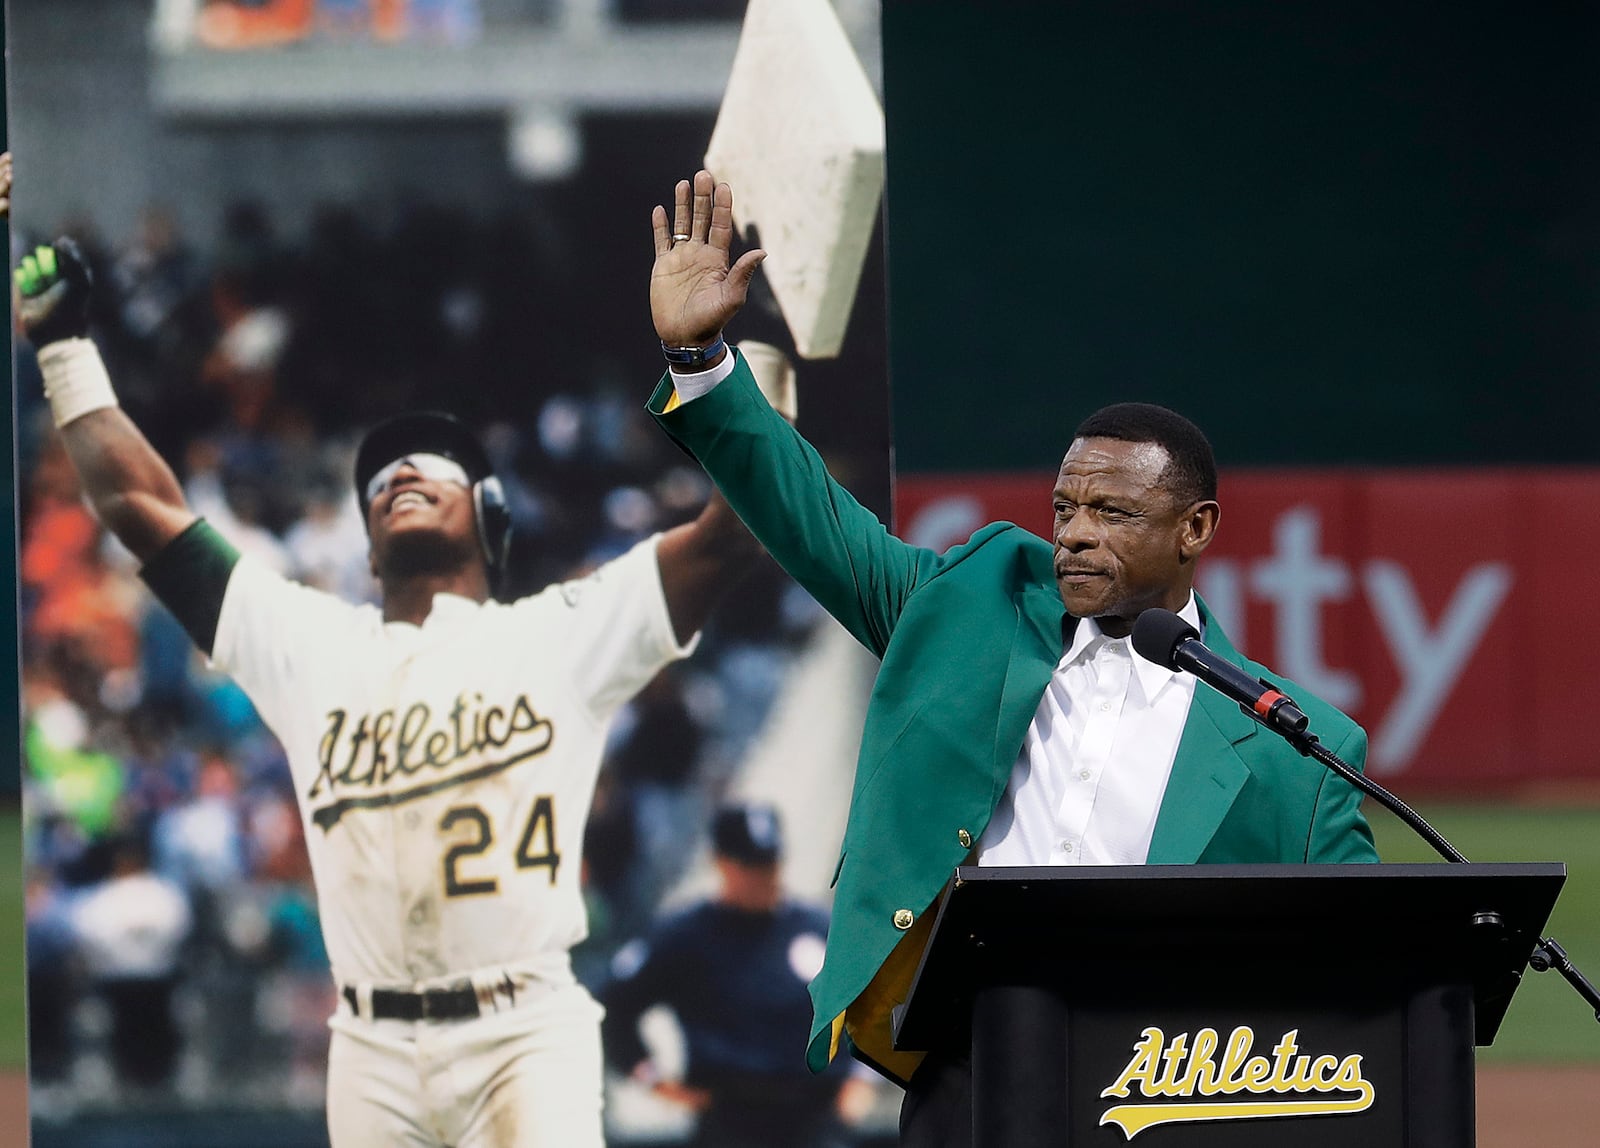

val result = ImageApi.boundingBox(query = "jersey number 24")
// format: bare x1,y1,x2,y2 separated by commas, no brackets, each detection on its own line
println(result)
439,796,560,898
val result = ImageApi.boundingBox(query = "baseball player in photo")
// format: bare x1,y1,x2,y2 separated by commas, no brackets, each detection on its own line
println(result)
13,233,776,1148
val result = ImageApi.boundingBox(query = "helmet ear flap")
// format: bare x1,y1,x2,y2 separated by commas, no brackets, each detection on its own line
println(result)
473,476,512,592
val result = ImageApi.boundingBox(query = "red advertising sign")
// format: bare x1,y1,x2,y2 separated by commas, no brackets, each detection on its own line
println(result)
895,469,1600,790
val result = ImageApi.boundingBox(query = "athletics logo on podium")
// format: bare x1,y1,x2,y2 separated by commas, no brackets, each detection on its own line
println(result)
1097,1026,1376,1140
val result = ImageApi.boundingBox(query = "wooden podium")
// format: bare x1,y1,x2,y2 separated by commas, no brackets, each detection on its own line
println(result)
893,864,1564,1148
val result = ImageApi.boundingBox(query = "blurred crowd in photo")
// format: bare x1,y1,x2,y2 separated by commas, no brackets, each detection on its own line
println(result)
179,0,753,51
13,195,830,1122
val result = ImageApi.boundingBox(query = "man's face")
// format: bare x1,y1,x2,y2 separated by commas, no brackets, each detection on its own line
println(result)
1051,437,1218,634
715,856,783,912
365,455,481,579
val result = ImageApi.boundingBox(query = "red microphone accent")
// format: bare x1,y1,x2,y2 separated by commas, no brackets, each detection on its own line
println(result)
1253,689,1287,718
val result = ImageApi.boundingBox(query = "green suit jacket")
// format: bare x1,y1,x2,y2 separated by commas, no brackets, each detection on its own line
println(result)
649,356,1378,1081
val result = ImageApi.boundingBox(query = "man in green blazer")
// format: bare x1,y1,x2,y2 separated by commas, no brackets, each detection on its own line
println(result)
643,172,1378,1144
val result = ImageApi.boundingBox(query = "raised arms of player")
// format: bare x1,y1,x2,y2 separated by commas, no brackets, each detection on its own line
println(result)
655,482,765,646
15,240,198,561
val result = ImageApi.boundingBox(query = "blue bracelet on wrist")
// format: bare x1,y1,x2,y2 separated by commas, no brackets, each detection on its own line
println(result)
660,334,727,369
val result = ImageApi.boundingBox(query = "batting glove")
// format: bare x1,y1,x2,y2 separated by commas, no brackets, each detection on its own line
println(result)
15,238,94,349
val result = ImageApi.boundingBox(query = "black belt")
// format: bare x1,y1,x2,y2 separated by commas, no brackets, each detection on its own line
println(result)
344,982,481,1022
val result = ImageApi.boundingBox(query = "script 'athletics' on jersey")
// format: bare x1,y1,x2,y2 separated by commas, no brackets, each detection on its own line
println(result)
310,691,558,830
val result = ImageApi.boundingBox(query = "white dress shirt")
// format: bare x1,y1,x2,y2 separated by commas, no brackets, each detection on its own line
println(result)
977,594,1202,867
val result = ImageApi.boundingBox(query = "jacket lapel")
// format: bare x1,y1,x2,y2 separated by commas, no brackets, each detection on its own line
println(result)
992,580,1066,796
1144,600,1256,864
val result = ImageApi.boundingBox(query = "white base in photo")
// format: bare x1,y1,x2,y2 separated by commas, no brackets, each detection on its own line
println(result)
707,0,886,360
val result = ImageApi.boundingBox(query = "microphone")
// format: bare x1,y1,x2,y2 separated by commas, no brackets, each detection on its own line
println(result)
1130,608,1310,739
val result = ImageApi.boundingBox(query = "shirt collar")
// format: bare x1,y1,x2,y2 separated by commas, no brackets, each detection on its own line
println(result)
385,591,483,630
1062,610,1109,667
1063,592,1202,700
426,592,482,625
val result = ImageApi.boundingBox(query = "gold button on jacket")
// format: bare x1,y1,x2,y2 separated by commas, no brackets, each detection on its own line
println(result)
957,829,973,848
892,909,914,930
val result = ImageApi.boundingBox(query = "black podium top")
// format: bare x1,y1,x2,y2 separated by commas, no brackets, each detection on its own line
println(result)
895,863,1565,1050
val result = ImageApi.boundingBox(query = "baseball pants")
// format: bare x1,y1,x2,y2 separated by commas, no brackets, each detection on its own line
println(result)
325,981,605,1148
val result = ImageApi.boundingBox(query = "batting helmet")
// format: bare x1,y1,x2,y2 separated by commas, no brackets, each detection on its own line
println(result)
354,411,512,589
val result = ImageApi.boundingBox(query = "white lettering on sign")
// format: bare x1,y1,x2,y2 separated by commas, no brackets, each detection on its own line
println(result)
904,494,985,551
1361,559,1511,770
1200,505,1510,774
1247,508,1361,711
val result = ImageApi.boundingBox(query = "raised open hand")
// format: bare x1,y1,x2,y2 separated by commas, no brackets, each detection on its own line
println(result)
650,170,766,349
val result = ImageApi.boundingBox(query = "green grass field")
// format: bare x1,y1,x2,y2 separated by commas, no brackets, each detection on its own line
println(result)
0,802,1594,1077
1370,801,1600,1062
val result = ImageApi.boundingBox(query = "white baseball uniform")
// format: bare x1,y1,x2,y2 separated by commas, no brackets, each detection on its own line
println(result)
161,525,693,1147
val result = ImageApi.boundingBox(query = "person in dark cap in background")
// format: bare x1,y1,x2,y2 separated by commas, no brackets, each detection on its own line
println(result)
14,236,775,1148
602,802,876,1148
